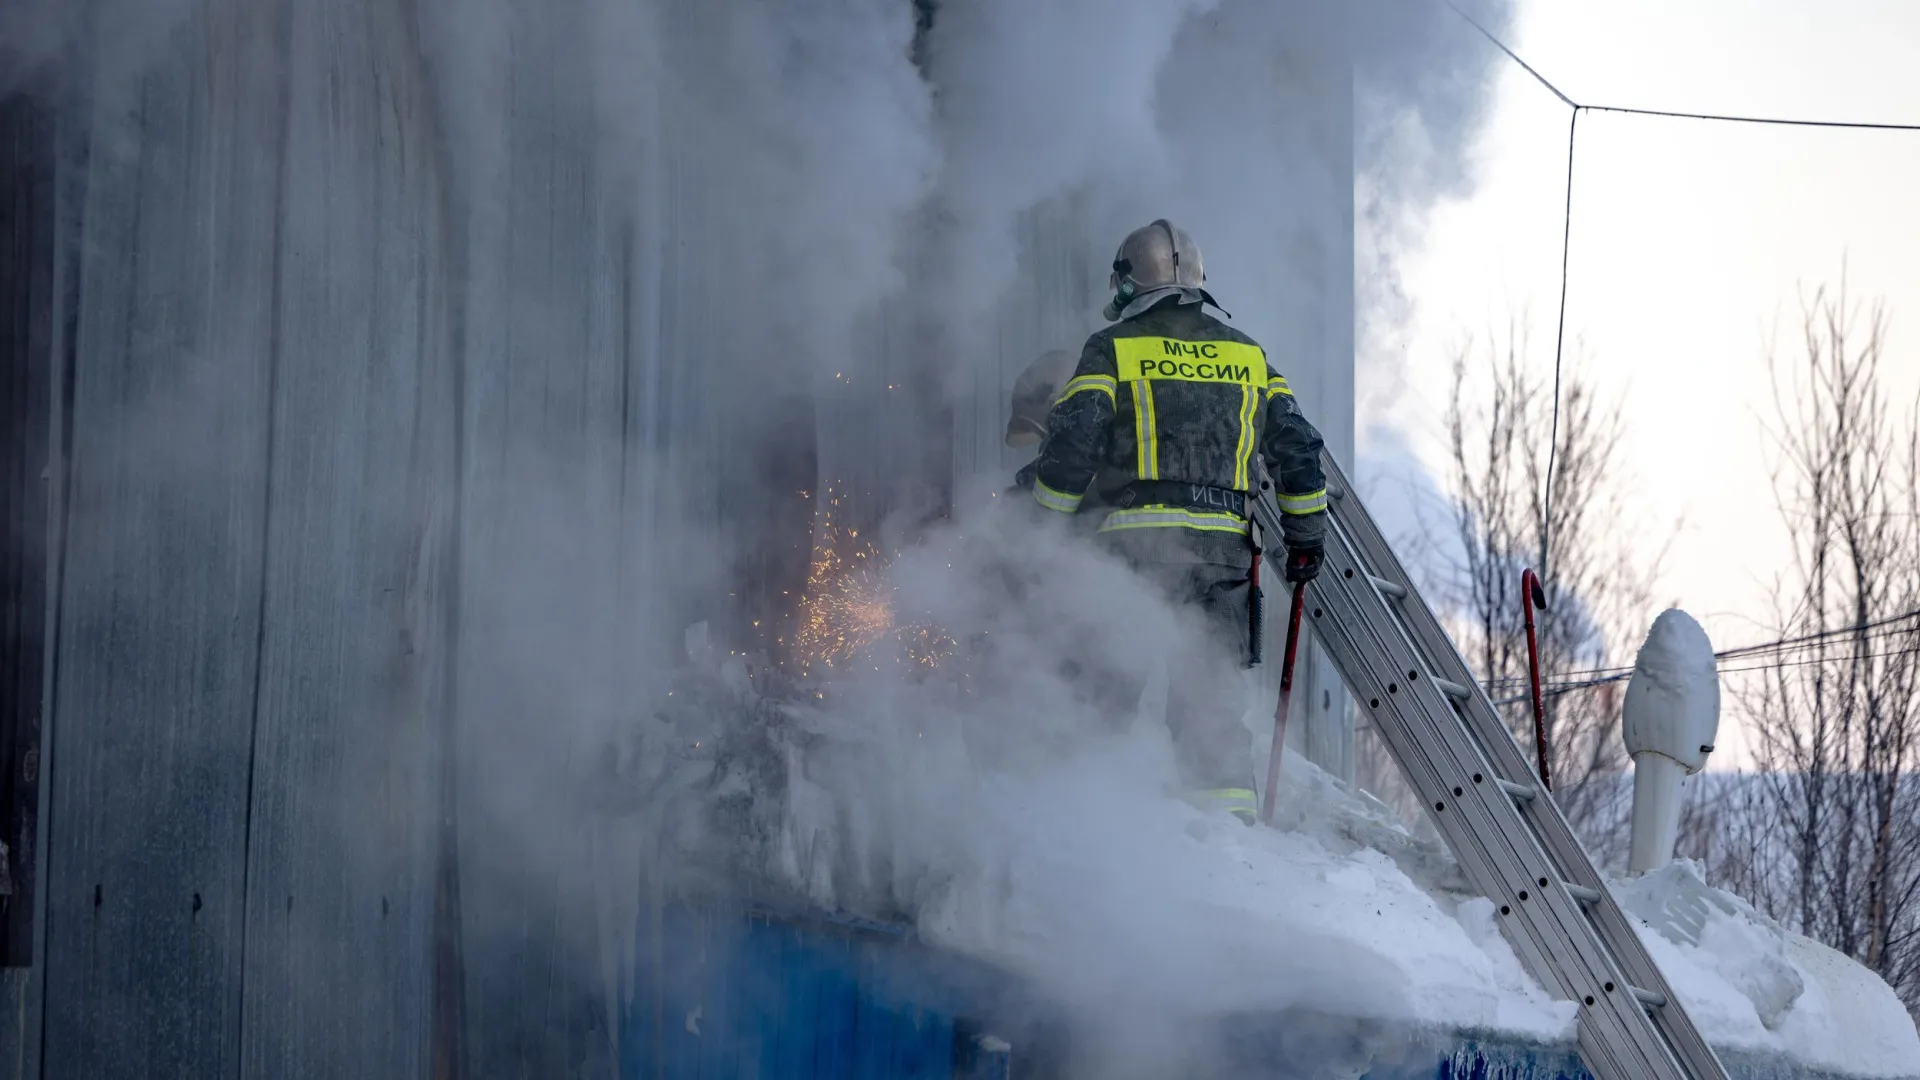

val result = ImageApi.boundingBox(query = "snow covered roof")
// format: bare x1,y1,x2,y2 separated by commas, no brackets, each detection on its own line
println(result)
903,745,1920,1079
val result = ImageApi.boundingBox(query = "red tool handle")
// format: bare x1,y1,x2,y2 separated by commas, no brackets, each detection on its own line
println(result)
1522,568,1552,792
1258,580,1308,827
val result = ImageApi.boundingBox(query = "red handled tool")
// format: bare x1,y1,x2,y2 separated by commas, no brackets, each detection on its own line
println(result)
1521,567,1551,792
1258,579,1308,827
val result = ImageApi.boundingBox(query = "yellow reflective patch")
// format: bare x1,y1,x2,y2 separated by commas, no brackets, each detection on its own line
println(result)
1233,384,1256,491
1032,479,1084,514
1131,380,1158,480
1277,489,1329,516
1056,373,1116,405
1114,337,1266,386
1098,506,1249,534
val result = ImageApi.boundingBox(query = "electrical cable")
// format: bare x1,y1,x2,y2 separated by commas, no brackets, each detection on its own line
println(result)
1542,108,1577,583
1582,103,1920,132
1441,1,1920,604
1482,621,1920,689
1491,641,1920,707
1443,1,1577,108
1479,609,1920,704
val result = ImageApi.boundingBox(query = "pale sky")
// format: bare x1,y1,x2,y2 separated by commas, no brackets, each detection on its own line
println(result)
1384,1,1920,758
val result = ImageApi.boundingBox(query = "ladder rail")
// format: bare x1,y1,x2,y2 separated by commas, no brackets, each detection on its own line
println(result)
1311,514,1686,1080
1316,453,1724,1078
1244,453,1729,1080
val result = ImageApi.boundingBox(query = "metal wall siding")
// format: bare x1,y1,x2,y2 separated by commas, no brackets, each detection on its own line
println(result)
39,1,282,1072
0,90,54,974
4,3,1368,1077
235,0,443,1073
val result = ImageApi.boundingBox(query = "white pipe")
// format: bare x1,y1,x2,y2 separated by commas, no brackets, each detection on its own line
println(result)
1628,752,1688,874
1622,609,1720,874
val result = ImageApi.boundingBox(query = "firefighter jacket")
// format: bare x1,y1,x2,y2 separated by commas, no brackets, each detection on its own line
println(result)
1027,298,1329,559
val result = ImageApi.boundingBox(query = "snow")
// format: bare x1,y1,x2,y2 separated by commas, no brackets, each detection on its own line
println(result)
1616,860,1920,1078
910,739,1576,1042
655,525,1919,1077
1622,608,1722,772
649,661,1920,1076
897,734,1920,1077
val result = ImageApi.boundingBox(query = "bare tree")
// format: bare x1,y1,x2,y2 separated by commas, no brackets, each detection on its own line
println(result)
1718,283,1920,1017
1355,321,1668,863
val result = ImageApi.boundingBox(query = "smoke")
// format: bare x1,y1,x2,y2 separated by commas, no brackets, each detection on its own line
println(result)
1353,0,1518,414
17,0,1515,1073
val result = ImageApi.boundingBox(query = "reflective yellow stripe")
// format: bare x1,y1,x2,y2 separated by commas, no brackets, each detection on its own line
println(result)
1130,381,1149,478
1112,338,1266,386
1267,376,1291,397
1232,384,1256,491
1032,478,1084,514
1129,380,1160,480
1056,373,1116,405
1098,506,1249,534
1186,787,1258,821
1142,381,1159,478
1277,488,1328,516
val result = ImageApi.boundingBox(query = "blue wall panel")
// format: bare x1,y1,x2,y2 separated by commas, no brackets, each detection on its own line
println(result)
625,906,1841,1080
627,905,970,1080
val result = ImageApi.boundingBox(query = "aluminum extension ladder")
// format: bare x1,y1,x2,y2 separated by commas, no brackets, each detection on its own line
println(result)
1247,452,1730,1080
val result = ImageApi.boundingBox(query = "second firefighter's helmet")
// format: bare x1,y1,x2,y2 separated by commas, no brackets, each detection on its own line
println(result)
1105,219,1205,320
1005,348,1080,447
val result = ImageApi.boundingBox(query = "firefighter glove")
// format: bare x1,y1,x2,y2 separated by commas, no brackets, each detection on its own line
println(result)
1013,460,1039,490
1283,545,1323,583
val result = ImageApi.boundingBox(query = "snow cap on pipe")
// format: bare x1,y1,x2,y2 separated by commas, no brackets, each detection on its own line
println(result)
1623,608,1721,773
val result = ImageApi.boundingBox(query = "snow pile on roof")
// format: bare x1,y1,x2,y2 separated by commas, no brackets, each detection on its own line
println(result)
911,739,1577,1042
640,513,1918,1077
902,734,1920,1078
1616,860,1920,1078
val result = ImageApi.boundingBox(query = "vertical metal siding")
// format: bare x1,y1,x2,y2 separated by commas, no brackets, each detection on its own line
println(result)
0,89,53,974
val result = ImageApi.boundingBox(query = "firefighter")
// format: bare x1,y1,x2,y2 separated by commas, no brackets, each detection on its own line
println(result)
1016,219,1329,824
1005,348,1080,450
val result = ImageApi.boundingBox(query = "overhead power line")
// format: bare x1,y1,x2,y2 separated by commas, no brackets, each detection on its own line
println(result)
1444,1,1577,108
1483,614,1920,688
1716,608,1920,660
1581,104,1920,132
1444,2,1920,131
1440,1,1920,580
1482,607,1920,705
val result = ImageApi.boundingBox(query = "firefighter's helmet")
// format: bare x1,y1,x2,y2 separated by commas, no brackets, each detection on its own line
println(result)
1106,219,1205,320
1004,348,1080,447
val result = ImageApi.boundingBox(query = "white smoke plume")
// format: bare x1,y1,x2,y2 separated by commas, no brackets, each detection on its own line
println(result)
11,0,1515,1074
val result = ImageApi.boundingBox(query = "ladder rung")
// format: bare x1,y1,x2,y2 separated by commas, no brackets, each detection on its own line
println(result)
1495,778,1536,802
1367,574,1407,599
1252,452,1731,1080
